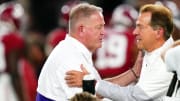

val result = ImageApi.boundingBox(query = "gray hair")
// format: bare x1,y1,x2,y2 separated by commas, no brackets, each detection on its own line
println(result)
69,3,102,32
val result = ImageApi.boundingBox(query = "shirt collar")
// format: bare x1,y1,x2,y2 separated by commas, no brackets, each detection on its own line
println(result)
145,38,173,56
65,34,93,64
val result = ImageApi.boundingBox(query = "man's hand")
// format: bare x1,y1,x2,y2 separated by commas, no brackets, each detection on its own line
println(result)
132,50,144,78
65,64,89,87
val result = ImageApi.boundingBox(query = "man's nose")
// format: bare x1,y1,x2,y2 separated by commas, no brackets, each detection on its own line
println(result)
133,28,138,35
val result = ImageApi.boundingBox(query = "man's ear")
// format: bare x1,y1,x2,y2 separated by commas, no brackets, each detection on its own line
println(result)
78,25,84,34
156,27,164,39
79,25,83,32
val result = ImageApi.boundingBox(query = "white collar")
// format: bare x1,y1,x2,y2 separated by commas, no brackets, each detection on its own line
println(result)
65,34,93,65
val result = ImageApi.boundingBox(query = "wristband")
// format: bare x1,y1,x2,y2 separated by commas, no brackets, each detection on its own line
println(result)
131,68,138,79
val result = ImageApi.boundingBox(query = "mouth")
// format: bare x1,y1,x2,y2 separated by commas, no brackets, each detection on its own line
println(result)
136,39,140,42
99,38,103,42
136,38,143,44
136,36,141,43
99,36,104,42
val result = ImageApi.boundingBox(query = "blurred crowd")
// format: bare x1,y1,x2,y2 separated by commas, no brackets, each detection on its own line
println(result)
0,0,180,101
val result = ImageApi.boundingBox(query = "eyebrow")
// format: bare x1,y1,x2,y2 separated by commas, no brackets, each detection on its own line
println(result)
136,23,142,27
95,24,104,28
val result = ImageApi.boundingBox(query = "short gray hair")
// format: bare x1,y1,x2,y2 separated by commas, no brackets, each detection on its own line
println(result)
69,3,102,31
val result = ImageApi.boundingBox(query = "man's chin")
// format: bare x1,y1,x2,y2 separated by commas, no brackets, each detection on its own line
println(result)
98,44,103,48
136,44,143,50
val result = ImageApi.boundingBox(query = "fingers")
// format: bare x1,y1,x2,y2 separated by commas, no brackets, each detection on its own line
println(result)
65,64,89,88
65,73,74,80
66,70,79,75
65,70,83,87
65,71,81,81
65,74,82,87
133,50,144,77
136,50,144,64
137,50,144,59
65,77,81,87
66,81,81,87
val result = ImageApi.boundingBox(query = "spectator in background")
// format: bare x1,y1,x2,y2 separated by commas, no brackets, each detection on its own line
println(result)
24,33,46,78
0,1,28,101
45,28,66,56
0,39,6,76
0,38,19,101
0,1,43,101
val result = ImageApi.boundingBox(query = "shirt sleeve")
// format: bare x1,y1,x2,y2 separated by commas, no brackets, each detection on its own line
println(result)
96,80,152,101
163,96,180,101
